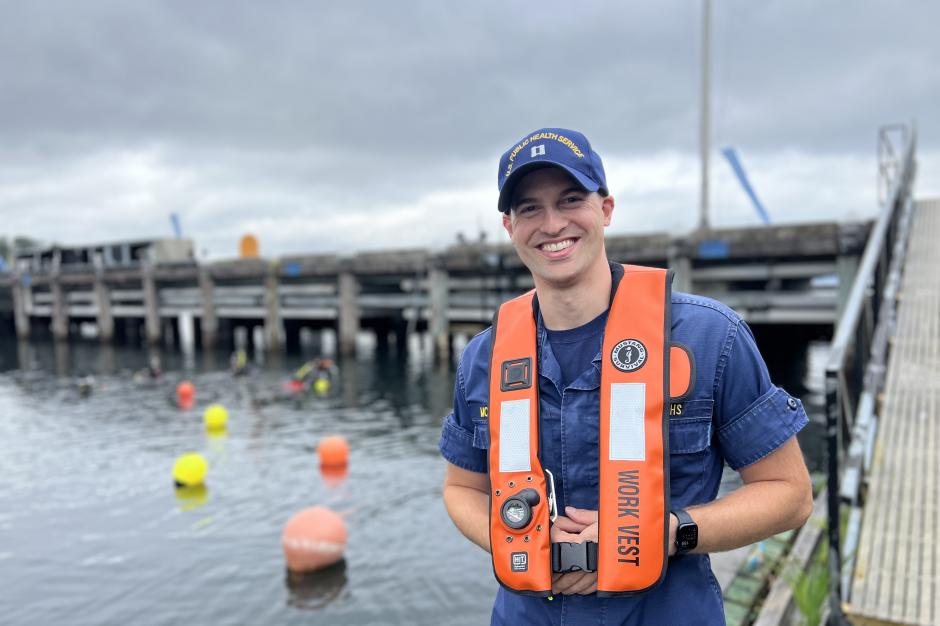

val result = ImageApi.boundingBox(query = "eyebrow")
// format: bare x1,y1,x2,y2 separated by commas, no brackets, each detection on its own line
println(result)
511,187,586,210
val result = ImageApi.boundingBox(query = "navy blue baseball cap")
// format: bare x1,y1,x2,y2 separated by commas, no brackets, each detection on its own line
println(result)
497,127,608,213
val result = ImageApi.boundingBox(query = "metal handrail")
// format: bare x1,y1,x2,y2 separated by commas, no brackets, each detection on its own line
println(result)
824,124,917,624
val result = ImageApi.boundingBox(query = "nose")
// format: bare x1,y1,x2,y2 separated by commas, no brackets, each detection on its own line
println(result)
541,206,569,235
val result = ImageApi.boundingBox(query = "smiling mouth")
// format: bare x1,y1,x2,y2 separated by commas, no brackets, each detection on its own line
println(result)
538,239,576,253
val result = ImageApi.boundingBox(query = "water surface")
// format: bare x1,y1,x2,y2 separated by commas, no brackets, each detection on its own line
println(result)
0,336,826,625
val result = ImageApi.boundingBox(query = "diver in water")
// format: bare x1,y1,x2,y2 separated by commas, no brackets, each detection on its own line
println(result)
289,358,339,391
230,348,250,376
147,354,162,378
76,375,96,397
313,358,338,382
133,354,163,384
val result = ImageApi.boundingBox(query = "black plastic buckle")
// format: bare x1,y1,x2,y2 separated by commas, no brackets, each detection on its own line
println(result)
551,541,598,573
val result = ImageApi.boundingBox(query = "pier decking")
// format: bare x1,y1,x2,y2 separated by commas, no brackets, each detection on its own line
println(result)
844,198,940,625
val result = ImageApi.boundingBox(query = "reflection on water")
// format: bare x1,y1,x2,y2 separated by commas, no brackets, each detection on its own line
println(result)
0,333,828,625
285,561,349,611
175,484,209,512
320,464,350,488
0,336,492,626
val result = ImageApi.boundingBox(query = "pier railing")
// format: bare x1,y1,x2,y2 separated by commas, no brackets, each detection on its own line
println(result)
824,124,916,623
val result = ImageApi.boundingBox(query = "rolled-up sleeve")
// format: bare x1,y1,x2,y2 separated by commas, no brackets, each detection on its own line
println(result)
715,319,808,470
438,363,487,473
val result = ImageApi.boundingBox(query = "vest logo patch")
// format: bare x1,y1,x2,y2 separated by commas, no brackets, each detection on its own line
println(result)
611,339,647,372
511,552,528,572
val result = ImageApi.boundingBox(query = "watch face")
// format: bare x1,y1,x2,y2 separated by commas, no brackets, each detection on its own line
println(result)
677,524,698,551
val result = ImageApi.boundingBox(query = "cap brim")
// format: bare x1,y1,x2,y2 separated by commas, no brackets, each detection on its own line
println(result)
498,161,601,213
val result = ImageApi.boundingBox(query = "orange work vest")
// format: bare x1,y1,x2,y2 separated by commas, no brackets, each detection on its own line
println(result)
487,264,693,596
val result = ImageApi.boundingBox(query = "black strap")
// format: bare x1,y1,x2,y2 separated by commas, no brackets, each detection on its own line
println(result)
671,508,694,527
608,261,624,305
551,541,599,573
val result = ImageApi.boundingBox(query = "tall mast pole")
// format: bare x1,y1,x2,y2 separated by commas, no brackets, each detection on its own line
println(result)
699,0,711,231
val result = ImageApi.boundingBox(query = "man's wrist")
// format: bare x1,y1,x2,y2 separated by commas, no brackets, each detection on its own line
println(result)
668,512,678,556
671,508,699,554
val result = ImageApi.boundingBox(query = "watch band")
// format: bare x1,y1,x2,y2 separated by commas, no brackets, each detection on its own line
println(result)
672,508,694,528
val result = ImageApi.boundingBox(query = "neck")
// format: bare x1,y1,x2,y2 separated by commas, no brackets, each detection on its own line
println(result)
534,258,612,330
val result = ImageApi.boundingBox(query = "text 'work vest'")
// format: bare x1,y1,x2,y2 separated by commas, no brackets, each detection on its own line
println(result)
487,264,693,597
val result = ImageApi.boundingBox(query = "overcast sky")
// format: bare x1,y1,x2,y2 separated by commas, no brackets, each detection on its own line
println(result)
0,1,937,259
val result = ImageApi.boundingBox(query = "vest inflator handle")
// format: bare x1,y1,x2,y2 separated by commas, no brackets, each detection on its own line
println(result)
488,265,691,596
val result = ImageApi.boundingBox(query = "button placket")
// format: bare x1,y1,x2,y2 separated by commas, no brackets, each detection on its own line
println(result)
559,387,570,507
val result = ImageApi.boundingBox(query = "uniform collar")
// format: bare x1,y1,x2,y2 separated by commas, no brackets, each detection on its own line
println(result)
535,310,603,392
529,260,619,392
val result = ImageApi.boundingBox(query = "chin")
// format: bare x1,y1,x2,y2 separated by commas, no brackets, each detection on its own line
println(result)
533,263,582,288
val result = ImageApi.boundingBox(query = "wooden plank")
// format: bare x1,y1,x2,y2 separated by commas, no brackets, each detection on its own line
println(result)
846,199,940,626
751,490,827,626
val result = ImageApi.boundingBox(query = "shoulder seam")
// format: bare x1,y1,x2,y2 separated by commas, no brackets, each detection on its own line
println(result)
458,326,493,399
456,359,468,401
713,317,743,400
671,295,740,323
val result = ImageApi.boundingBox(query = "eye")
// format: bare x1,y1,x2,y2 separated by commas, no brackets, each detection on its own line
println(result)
516,205,538,216
562,195,583,205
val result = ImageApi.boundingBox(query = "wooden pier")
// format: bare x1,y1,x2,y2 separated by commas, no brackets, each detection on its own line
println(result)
0,222,866,355
843,198,940,625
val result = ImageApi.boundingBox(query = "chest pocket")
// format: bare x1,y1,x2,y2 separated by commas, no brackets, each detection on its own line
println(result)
668,399,713,501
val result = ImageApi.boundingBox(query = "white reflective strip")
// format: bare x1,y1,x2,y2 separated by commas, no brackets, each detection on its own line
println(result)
609,383,646,461
499,399,531,473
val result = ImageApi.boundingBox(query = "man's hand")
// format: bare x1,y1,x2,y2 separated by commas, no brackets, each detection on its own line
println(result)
550,506,598,595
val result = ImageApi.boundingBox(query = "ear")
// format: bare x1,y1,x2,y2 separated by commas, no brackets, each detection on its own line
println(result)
601,195,615,227
502,212,514,239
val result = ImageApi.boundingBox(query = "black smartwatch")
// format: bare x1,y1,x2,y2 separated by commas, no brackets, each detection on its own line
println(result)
671,509,698,554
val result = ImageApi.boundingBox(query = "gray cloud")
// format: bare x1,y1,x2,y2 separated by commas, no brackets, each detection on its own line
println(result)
0,1,937,255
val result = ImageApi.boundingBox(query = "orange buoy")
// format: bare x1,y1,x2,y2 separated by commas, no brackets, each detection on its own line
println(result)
317,435,349,468
177,381,195,405
239,234,259,259
282,507,347,572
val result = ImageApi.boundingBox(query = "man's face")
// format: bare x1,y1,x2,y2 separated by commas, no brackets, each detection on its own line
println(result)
502,167,614,289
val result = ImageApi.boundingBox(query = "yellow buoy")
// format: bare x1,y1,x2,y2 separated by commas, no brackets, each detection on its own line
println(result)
173,452,208,487
203,404,229,431
313,377,330,395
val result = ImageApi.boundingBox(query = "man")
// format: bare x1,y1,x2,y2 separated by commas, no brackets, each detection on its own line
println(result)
438,128,813,624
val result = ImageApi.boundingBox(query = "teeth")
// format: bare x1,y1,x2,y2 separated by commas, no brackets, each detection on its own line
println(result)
542,239,573,252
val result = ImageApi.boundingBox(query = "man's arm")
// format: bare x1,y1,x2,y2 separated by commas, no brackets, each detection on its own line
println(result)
443,462,491,552
557,436,812,559
681,436,813,554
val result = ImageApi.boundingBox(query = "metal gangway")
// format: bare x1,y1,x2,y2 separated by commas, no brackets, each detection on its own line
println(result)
826,124,939,625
